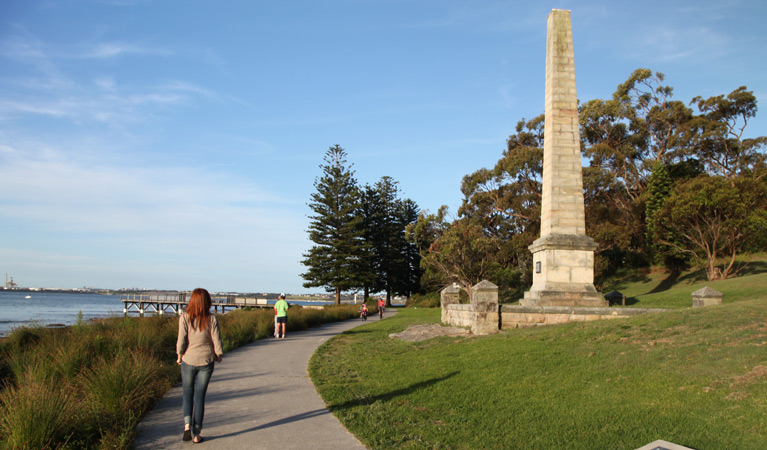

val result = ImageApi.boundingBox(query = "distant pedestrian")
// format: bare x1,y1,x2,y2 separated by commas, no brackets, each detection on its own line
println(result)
274,306,279,338
176,288,223,444
378,297,386,318
274,293,289,338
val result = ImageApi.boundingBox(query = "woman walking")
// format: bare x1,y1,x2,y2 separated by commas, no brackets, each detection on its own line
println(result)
176,288,223,443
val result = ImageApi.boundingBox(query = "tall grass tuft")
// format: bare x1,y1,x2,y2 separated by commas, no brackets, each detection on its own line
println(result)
0,304,361,449
79,350,167,446
0,372,74,450
81,351,164,422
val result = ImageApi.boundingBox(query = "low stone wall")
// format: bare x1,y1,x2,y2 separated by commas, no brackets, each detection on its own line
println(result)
501,305,668,329
441,281,500,334
443,304,474,328
440,280,681,333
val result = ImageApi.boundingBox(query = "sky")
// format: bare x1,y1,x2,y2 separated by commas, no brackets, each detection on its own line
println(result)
1,0,765,293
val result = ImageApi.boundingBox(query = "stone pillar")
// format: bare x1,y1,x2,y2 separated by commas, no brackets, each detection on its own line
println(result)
440,284,460,323
522,9,606,307
471,280,499,335
692,287,723,307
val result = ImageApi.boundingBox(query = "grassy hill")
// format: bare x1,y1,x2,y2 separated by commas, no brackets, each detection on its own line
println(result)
603,258,767,309
310,271,767,449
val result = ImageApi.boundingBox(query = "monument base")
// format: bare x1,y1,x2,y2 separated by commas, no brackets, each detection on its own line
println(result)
521,286,607,307
525,233,606,307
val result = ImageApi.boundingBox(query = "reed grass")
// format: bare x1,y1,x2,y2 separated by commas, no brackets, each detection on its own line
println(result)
0,372,74,450
0,303,360,449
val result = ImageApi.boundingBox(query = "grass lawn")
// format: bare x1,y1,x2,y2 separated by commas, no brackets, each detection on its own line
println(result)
310,274,767,449
603,257,767,309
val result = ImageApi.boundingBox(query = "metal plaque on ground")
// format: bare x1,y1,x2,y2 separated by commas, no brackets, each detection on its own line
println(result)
635,440,695,450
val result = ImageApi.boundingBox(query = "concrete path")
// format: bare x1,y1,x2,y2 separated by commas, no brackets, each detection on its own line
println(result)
134,308,394,449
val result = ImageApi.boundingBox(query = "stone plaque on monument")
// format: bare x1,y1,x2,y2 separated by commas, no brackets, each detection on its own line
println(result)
521,9,606,307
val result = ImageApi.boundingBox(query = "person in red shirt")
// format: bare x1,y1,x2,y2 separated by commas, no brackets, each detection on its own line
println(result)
377,297,385,318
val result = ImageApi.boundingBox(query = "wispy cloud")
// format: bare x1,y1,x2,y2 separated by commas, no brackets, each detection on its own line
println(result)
0,140,305,290
0,142,287,233
0,88,186,126
79,42,172,59
624,24,731,63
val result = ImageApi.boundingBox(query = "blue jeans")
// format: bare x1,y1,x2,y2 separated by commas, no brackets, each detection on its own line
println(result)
181,361,214,435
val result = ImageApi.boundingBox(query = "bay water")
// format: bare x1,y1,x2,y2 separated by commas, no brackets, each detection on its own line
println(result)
0,291,341,336
0,291,124,336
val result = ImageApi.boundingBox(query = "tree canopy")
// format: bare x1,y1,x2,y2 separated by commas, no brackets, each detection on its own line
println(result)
306,71,766,300
301,145,368,304
411,69,766,297
302,146,420,303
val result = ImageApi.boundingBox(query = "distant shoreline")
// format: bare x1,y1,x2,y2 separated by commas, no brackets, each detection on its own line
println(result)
1,287,105,295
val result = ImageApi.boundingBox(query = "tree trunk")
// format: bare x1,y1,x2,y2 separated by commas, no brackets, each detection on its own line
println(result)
707,264,723,281
335,286,341,305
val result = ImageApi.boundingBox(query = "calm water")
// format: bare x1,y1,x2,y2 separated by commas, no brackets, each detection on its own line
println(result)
0,291,343,336
0,291,124,336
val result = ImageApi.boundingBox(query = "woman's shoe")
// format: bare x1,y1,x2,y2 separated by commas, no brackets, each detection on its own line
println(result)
193,435,204,443
183,429,192,441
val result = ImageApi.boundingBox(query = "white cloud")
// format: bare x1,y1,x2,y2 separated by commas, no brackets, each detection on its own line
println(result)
1,143,286,232
80,42,172,59
0,141,308,291
94,76,116,90
625,24,731,63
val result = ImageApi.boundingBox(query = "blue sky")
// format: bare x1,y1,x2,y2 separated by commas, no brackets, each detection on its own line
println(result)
1,0,765,293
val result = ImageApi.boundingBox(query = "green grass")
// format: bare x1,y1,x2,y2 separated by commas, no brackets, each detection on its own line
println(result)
0,304,361,449
310,280,767,449
604,263,767,309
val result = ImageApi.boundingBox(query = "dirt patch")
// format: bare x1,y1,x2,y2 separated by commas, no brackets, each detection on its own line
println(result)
706,365,767,399
389,324,471,342
730,365,767,389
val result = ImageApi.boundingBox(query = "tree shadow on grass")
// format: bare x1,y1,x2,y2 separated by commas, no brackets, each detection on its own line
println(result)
329,371,459,411
342,328,376,335
621,297,641,306
646,271,681,295
677,267,709,284
672,259,767,285
737,260,767,276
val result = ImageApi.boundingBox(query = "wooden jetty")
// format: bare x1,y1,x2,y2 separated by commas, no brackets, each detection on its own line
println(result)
120,292,272,315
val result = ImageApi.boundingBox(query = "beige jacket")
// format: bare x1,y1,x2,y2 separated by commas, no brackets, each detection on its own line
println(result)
176,313,223,366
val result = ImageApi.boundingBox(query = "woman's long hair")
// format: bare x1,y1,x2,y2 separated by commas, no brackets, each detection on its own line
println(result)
186,288,212,331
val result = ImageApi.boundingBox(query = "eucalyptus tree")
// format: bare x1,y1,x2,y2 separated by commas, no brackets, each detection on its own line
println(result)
651,175,767,280
458,115,544,281
689,87,767,181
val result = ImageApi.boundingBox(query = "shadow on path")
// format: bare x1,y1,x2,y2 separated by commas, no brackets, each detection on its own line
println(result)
206,408,332,441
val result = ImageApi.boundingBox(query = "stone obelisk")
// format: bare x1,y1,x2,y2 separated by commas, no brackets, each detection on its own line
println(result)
521,9,606,307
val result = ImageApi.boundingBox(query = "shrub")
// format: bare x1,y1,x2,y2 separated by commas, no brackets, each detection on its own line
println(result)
406,292,440,308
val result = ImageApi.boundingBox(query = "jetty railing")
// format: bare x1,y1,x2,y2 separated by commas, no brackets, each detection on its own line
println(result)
121,292,271,315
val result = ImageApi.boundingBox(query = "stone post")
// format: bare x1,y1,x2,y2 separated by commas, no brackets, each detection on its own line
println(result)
522,9,605,307
471,280,499,335
440,284,460,324
692,287,723,307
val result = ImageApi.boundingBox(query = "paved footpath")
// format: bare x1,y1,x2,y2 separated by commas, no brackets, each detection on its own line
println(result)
134,309,395,450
